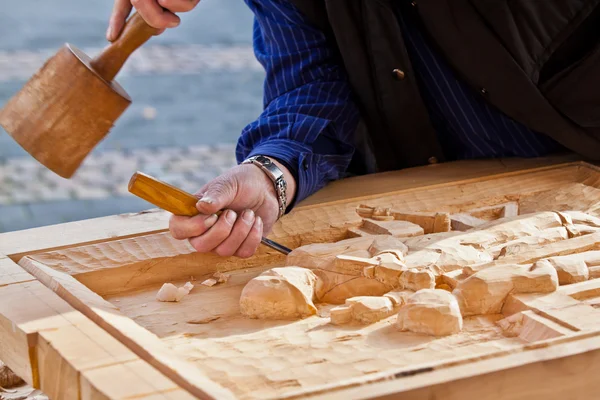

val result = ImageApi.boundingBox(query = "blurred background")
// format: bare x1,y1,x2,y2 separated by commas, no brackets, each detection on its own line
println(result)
0,0,264,232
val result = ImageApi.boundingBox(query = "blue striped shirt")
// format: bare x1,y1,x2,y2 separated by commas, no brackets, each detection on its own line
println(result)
237,0,563,210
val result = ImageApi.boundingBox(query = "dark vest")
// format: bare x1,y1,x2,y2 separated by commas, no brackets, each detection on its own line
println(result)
290,0,600,173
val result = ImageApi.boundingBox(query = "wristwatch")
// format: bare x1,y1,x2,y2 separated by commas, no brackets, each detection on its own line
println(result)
242,155,288,220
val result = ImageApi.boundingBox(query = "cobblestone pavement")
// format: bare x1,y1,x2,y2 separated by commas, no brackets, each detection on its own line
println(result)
0,0,264,233
0,144,238,232
0,44,260,83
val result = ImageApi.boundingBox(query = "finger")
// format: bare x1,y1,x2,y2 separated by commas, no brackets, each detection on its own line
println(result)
188,210,237,253
195,178,237,216
107,0,133,41
235,216,263,259
131,0,181,29
157,0,200,12
169,213,218,240
213,210,255,257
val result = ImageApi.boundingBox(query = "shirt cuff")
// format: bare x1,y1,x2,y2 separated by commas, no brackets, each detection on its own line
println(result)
238,140,319,213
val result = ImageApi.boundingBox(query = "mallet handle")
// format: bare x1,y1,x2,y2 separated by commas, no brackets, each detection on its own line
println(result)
90,13,160,82
128,172,292,255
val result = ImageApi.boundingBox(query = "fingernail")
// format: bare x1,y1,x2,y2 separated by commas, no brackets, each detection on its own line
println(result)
106,26,113,40
256,216,263,229
198,196,213,205
168,20,180,28
242,210,255,224
226,210,237,224
204,214,218,228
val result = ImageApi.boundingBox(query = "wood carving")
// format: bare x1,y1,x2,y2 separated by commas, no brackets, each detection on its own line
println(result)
356,205,451,234
9,160,600,400
453,263,558,316
240,206,600,339
465,202,519,221
239,267,318,319
396,289,463,336
497,310,572,342
383,289,414,306
398,267,436,291
348,219,424,238
367,235,409,257
450,213,487,231
330,296,396,325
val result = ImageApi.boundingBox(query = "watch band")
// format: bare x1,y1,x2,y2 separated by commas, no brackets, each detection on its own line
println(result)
242,155,288,220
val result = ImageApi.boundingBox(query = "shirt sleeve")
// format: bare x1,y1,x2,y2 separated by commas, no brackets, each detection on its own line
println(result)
237,0,361,212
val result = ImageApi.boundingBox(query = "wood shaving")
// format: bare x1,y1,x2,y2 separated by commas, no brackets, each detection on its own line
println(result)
187,315,221,324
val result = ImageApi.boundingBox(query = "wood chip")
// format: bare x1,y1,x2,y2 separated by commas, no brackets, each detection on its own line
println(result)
214,271,230,283
201,278,218,287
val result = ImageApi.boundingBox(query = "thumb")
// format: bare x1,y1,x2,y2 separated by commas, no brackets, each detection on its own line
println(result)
195,176,238,215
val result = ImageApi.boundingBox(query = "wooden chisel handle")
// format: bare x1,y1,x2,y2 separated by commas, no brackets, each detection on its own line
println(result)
128,171,291,255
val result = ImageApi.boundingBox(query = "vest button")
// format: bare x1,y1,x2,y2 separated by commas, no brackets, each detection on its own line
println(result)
428,156,438,164
393,69,406,80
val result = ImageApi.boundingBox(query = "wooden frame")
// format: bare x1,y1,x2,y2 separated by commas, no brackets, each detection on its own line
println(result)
2,155,600,399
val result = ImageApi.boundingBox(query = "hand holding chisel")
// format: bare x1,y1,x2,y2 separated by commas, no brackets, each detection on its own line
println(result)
128,172,291,255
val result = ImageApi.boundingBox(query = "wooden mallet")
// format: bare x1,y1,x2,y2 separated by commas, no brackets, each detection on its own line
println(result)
0,13,159,178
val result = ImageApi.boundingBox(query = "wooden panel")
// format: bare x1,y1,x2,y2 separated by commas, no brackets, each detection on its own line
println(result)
0,261,191,399
19,257,237,400
4,158,600,400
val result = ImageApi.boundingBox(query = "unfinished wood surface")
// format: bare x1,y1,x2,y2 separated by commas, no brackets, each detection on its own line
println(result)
0,255,36,288
24,202,600,399
0,208,171,261
104,273,519,400
5,159,600,400
26,232,287,296
299,155,582,207
18,257,235,400
0,157,585,260
294,331,600,400
0,272,189,399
